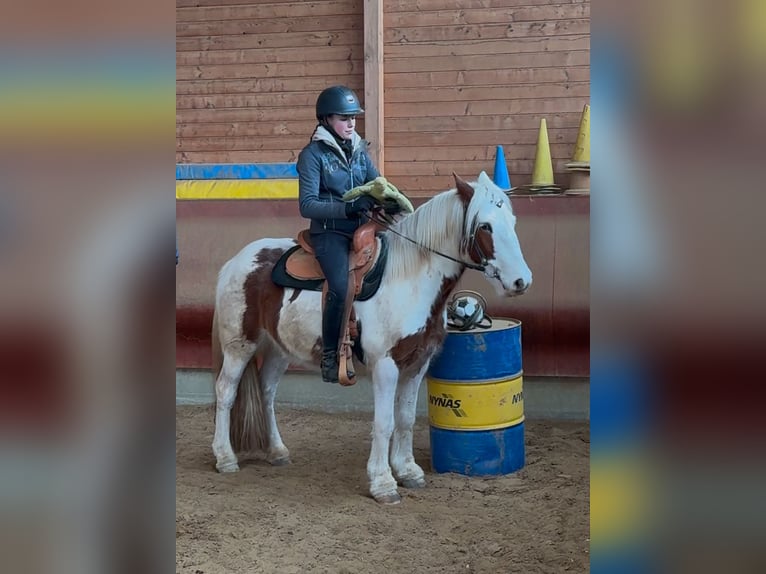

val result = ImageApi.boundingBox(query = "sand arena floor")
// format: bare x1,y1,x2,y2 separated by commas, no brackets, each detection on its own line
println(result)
177,405,589,574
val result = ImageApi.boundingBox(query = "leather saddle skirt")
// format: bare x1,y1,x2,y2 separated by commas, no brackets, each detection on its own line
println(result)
271,231,388,302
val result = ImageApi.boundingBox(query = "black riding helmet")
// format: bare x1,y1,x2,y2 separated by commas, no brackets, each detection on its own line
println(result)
315,86,364,120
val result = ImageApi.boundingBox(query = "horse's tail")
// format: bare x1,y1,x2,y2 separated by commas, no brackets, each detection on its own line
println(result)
229,356,269,453
211,303,267,453
212,259,269,454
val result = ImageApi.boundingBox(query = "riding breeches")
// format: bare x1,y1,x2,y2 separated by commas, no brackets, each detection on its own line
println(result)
310,231,352,353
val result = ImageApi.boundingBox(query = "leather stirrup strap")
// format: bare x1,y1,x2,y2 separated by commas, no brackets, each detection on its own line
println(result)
338,272,357,387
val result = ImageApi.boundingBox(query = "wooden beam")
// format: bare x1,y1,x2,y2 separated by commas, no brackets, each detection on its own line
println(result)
364,0,384,173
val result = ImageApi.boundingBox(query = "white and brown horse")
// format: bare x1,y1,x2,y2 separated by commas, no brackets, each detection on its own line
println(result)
211,171,532,504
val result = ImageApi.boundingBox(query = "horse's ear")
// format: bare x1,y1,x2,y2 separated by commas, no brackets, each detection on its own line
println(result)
478,171,494,188
453,172,474,207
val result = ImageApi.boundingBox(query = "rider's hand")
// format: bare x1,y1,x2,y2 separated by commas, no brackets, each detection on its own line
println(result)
345,195,377,219
381,199,403,215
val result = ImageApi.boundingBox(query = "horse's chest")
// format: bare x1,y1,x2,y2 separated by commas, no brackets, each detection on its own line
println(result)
389,275,458,374
390,320,447,373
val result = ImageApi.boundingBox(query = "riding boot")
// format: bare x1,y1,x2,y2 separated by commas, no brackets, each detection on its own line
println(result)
321,290,354,384
321,349,340,384
321,290,344,383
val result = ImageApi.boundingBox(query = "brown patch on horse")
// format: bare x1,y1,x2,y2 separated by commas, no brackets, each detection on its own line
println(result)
242,248,286,344
390,275,461,374
453,172,475,208
452,172,491,266
468,224,495,266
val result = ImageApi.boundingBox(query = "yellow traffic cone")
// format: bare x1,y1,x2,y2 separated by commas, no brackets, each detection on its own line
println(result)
530,118,555,188
567,104,590,169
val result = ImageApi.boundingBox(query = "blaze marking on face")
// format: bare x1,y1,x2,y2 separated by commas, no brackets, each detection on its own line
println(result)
390,276,460,373
242,248,286,344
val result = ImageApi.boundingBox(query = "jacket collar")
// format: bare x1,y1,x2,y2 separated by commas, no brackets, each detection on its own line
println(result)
312,125,363,157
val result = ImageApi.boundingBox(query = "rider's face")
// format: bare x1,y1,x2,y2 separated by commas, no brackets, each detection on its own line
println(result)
326,114,356,140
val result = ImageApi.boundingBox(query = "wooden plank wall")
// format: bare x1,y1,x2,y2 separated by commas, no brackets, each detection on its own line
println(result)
383,0,590,195
176,0,590,195
176,0,366,164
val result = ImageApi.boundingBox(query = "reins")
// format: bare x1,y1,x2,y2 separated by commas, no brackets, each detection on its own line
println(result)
366,211,487,272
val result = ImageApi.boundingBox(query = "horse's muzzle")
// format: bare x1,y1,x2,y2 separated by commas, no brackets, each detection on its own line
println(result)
513,277,530,294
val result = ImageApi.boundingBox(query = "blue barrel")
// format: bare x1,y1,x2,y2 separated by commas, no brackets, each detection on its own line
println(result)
427,318,525,476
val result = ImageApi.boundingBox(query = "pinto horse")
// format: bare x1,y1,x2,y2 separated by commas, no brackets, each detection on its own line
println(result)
211,171,532,504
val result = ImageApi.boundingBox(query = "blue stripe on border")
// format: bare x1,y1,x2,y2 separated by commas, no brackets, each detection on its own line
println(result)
176,163,298,180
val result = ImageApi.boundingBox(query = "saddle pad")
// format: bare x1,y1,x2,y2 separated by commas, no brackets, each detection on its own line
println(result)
271,235,389,302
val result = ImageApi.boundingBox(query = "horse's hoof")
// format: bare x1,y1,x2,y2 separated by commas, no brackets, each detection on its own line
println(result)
269,456,291,467
216,461,240,473
374,491,402,505
400,476,426,489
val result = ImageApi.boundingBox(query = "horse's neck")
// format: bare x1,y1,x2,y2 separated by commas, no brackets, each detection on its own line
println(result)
385,197,466,284
383,225,465,297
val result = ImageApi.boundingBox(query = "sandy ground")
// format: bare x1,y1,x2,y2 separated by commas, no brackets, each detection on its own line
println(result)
176,406,589,574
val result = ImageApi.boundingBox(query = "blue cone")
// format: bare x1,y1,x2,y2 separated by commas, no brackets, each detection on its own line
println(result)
493,145,511,189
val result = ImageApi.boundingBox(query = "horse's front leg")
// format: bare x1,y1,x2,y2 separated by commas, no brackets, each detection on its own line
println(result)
368,357,401,505
391,362,429,489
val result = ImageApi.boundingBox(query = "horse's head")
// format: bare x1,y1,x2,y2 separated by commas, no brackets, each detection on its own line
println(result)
455,171,532,296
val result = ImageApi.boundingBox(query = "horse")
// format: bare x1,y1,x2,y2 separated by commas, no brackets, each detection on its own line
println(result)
210,171,532,504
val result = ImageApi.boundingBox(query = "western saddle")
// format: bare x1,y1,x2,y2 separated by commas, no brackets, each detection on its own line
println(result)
284,221,382,386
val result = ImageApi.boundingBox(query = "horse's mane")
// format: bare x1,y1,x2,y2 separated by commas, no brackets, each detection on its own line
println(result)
384,183,481,281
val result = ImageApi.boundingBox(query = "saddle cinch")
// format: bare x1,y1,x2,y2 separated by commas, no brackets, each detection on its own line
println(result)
271,221,389,386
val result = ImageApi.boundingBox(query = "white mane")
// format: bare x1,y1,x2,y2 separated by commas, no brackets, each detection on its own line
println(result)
385,175,508,281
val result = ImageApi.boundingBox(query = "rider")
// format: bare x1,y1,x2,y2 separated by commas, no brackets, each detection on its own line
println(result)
297,85,380,384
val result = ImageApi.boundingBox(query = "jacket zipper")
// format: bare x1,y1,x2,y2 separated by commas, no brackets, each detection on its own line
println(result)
323,138,358,230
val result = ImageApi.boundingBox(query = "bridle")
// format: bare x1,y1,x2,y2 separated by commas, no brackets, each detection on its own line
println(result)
367,210,489,273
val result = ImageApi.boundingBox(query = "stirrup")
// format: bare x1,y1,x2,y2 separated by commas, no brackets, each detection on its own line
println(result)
338,345,356,387
338,353,356,387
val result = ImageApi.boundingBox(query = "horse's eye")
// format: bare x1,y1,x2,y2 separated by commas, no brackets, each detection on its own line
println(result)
479,223,492,232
